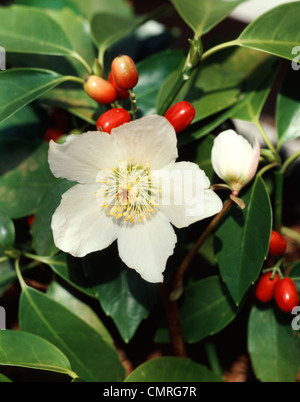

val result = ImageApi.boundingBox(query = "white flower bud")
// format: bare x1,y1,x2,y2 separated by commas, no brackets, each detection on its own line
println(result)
211,129,260,195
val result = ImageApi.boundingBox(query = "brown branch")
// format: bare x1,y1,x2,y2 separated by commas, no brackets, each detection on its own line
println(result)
156,282,187,357
171,198,234,298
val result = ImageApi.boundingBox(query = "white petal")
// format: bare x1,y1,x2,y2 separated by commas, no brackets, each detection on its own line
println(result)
156,162,223,228
211,129,256,185
48,131,122,183
111,115,178,169
51,183,119,257
117,212,177,283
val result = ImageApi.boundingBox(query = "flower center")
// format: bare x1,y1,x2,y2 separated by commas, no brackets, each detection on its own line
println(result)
96,160,159,224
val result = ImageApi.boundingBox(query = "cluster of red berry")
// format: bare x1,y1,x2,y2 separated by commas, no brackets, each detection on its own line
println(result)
83,54,196,135
255,231,299,313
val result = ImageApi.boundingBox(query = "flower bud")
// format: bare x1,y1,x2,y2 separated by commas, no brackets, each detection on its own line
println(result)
211,129,260,195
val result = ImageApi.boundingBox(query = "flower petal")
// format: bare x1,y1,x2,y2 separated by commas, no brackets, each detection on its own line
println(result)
156,162,223,228
111,115,178,169
48,131,122,183
51,183,119,257
117,212,177,283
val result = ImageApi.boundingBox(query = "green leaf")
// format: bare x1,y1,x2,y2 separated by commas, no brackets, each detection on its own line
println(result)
136,50,185,115
31,179,75,256
170,0,246,37
40,87,104,125
276,69,300,149
46,280,114,347
125,357,224,382
82,250,157,343
18,277,125,382
0,215,15,249
0,259,16,297
0,373,12,382
46,8,96,75
237,2,300,61
214,177,272,304
0,68,72,124
179,54,276,145
91,12,141,54
0,330,76,379
248,304,300,382
156,276,239,343
0,141,56,218
0,5,74,57
14,0,133,20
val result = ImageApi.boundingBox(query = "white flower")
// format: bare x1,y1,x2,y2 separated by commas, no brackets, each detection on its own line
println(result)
48,115,222,283
211,129,260,195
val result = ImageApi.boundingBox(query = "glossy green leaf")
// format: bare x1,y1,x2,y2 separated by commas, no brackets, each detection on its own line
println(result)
0,104,47,142
40,87,104,125
82,250,157,343
156,276,238,343
0,68,72,124
46,8,96,75
31,179,75,256
43,253,95,297
91,12,141,50
125,357,224,382
0,5,74,57
276,69,300,149
0,215,15,249
170,0,246,37
0,373,12,382
179,55,276,145
46,281,114,347
0,259,16,296
14,0,133,19
18,277,125,382
248,304,300,382
237,2,300,61
136,50,185,115
0,141,56,218
0,330,76,379
214,177,272,304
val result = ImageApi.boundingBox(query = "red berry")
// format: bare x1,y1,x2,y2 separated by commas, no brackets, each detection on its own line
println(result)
27,215,35,227
109,72,130,100
84,75,117,105
164,101,196,133
268,230,287,256
274,277,299,313
111,55,138,90
255,271,280,303
44,127,65,143
96,108,131,134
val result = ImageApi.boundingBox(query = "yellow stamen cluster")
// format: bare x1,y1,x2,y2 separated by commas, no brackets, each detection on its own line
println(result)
96,160,159,224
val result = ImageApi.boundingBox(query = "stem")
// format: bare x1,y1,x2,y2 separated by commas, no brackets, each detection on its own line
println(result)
129,90,139,120
64,75,86,86
71,52,92,75
0,256,9,263
254,118,277,155
201,39,239,63
281,149,300,174
171,198,234,298
156,283,187,357
23,252,52,266
257,162,280,178
274,169,283,231
204,340,223,376
158,73,187,116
